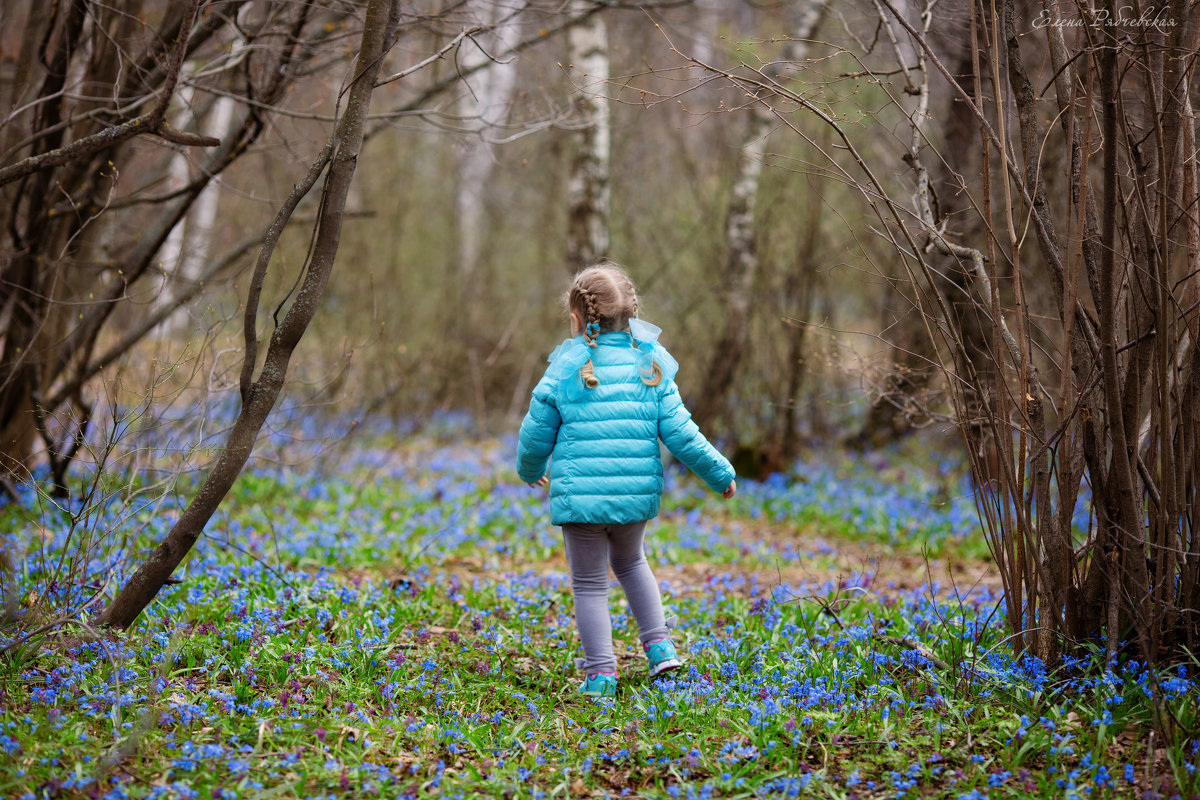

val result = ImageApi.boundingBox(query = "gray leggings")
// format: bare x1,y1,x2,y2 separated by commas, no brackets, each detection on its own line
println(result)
562,521,670,674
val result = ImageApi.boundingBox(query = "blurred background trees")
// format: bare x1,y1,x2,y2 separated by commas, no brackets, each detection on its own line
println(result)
0,0,881,484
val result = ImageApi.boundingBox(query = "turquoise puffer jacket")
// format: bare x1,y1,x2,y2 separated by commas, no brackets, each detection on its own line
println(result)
516,332,735,525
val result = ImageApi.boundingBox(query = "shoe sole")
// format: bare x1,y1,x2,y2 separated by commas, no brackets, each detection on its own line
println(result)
648,658,682,678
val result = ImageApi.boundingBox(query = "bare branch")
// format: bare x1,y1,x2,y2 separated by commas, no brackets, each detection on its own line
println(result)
376,26,482,87
240,139,335,405
0,0,208,189
100,0,403,630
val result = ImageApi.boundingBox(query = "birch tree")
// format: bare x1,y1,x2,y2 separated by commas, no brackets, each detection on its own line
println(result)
690,0,828,433
453,1,525,418
455,2,523,292
565,0,612,273
155,83,239,335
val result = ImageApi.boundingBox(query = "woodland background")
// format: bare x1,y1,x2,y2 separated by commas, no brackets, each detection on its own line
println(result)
0,0,901,466
2,0,1199,668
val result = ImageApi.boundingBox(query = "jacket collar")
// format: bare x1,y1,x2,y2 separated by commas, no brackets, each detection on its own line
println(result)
588,331,632,347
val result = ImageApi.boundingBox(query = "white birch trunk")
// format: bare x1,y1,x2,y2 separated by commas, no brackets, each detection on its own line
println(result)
456,1,521,287
156,83,195,294
692,0,827,431
565,1,610,273
156,86,239,335
689,0,721,67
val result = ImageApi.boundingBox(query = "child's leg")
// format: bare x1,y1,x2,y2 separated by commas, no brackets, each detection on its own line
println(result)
562,523,618,674
607,521,671,646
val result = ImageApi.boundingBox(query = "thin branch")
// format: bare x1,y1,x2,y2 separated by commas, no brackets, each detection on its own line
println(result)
240,139,335,405
0,0,209,189
376,26,481,87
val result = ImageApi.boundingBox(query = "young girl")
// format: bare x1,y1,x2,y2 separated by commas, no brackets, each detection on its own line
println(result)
516,263,737,697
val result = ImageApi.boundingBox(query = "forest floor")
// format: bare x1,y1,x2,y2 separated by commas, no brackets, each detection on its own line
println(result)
1,432,1196,799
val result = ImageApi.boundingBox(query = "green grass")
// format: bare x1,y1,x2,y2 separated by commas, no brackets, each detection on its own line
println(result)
1,439,1195,799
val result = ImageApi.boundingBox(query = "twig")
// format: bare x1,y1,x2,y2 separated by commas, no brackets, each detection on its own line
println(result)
0,0,212,189
876,634,950,671
376,27,481,87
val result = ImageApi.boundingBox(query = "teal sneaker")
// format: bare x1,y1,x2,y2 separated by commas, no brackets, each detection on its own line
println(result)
579,671,617,697
644,638,682,678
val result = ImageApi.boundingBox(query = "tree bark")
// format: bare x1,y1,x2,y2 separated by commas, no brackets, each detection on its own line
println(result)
691,0,826,433
456,2,521,289
99,0,402,630
565,0,611,273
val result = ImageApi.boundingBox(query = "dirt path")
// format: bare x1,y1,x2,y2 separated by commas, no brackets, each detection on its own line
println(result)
651,514,1003,600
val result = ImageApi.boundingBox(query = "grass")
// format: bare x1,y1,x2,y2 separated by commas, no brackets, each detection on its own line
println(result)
1,431,1197,799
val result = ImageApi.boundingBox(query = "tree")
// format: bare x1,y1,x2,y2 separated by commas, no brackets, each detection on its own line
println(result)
2,0,674,631
849,0,987,449
565,0,612,273
454,2,522,304
690,0,828,435
0,0,359,485
867,0,1200,665
687,0,1199,667
100,0,404,629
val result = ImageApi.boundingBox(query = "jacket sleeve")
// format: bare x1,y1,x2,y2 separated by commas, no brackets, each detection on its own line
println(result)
657,379,736,492
516,373,561,484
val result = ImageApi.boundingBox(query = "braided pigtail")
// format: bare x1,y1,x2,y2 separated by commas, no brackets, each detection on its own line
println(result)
622,287,662,386
580,359,599,388
578,287,601,388
582,288,600,347
641,361,663,387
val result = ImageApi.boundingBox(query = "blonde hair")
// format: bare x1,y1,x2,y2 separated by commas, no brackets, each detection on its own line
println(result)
565,262,661,388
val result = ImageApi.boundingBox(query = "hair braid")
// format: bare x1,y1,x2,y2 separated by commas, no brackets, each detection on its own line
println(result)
642,361,662,387
583,288,600,347
580,358,599,388
620,273,639,319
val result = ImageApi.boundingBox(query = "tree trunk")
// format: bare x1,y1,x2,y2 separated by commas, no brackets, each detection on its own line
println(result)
847,285,935,450
452,1,523,421
853,7,985,447
156,85,240,335
565,0,611,273
456,1,521,290
691,0,827,433
98,0,402,629
779,174,824,463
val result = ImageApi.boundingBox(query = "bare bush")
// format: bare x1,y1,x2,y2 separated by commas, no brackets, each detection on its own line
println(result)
673,0,1198,666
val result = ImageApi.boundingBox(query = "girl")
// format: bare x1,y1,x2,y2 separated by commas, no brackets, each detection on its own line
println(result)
516,263,737,697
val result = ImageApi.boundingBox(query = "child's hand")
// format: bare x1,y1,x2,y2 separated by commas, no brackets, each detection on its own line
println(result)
722,480,737,499
529,476,549,489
